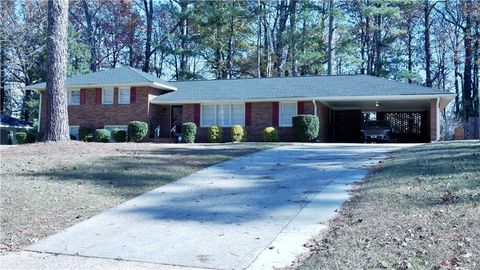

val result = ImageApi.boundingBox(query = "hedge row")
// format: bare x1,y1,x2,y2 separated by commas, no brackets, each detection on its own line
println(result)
76,121,149,143
184,114,318,143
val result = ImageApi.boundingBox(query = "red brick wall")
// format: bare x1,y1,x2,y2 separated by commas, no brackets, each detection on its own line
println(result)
176,101,331,143
39,87,165,133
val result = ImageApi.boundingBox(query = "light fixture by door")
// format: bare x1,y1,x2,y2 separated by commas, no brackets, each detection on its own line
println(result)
375,102,380,107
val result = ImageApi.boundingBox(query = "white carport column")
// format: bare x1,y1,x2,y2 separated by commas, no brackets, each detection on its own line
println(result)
436,97,440,141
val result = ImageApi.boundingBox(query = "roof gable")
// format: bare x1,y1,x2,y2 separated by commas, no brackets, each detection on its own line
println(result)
26,67,176,91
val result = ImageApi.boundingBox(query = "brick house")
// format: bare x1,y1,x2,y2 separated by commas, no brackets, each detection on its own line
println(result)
27,67,454,142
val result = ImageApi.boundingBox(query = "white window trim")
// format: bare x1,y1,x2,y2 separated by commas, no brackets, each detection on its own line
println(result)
200,103,245,128
279,102,298,127
68,89,81,105
69,125,80,140
118,87,130,105
102,87,114,105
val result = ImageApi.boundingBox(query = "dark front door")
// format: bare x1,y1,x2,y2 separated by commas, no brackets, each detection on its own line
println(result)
334,110,362,142
171,105,183,134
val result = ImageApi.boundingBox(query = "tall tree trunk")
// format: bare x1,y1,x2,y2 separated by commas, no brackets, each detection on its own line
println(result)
179,0,189,79
142,0,153,72
82,0,96,72
327,0,335,75
463,2,474,119
289,0,297,76
424,0,432,87
373,11,382,76
407,24,413,84
360,13,366,75
226,0,235,79
0,39,5,113
45,0,70,141
275,0,288,76
256,0,262,78
473,20,479,116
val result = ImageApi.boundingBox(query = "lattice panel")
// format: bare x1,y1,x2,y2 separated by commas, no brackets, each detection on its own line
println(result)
383,112,423,134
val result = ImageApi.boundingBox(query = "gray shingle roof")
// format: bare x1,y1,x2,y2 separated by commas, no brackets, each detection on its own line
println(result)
152,75,450,103
26,67,176,90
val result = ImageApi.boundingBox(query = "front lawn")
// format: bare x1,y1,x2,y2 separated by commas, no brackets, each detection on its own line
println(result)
298,141,480,270
0,141,275,253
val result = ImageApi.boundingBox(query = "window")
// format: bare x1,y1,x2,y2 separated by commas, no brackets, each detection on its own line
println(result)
201,103,245,127
118,87,130,104
102,88,114,104
68,89,80,105
279,102,297,127
69,126,79,140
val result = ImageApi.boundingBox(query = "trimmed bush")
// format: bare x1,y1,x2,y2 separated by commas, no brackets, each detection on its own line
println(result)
292,114,319,142
207,125,223,143
95,129,111,143
263,127,278,142
128,121,148,142
26,130,37,143
79,127,94,142
112,129,127,142
181,122,197,143
231,125,246,142
15,132,27,144
35,131,44,142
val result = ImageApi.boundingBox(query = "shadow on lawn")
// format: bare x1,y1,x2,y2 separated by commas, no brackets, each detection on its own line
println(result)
19,144,385,224
360,142,480,209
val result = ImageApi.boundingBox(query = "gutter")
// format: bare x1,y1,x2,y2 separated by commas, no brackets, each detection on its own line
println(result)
150,94,456,105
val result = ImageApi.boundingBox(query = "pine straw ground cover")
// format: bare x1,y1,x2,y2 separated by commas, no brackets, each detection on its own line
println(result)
0,141,275,253
296,141,480,270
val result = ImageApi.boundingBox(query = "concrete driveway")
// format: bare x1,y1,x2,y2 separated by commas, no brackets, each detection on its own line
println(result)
2,143,413,269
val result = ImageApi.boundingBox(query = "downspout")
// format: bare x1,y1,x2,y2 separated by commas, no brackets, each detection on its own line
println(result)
312,99,317,116
37,92,42,132
436,96,440,141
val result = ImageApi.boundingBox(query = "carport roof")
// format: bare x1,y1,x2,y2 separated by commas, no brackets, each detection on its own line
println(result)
152,75,453,104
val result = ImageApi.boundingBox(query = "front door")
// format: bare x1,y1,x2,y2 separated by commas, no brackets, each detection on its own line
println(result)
171,105,183,134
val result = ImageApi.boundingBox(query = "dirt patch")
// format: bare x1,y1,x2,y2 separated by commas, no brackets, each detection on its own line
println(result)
0,141,277,253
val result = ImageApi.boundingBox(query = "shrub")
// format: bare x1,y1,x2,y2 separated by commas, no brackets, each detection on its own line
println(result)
112,129,128,142
15,132,27,144
128,121,149,142
231,125,246,142
95,129,111,143
181,122,197,143
207,125,223,143
35,131,44,142
292,114,319,142
26,130,37,143
79,127,94,142
263,127,278,142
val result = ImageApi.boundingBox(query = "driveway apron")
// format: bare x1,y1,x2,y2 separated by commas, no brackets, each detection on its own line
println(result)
27,144,411,269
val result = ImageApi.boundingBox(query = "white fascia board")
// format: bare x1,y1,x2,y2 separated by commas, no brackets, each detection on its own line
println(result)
150,94,456,105
29,82,177,91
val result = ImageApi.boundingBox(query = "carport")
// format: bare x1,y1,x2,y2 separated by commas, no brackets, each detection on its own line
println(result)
320,96,453,143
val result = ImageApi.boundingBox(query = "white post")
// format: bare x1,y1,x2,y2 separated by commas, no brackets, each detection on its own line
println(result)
37,92,42,132
436,97,440,141
312,99,317,116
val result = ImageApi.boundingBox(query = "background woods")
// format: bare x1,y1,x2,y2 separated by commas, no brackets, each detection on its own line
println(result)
1,0,479,123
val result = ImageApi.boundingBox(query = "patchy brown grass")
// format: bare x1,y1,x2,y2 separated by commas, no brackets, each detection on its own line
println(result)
296,141,480,270
0,141,276,253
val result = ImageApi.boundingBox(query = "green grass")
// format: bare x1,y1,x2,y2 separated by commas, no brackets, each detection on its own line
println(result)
299,141,480,270
0,142,276,253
